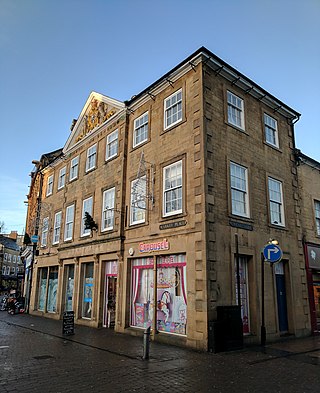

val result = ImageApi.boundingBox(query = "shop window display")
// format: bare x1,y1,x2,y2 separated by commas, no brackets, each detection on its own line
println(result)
82,262,94,319
131,254,187,335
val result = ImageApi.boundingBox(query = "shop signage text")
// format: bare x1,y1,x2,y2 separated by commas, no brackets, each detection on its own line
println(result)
229,220,253,231
139,239,170,253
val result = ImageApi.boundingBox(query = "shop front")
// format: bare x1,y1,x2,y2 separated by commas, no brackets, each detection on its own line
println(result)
305,243,320,333
130,247,187,336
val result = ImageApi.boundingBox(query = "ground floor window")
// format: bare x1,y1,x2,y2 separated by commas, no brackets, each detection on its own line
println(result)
131,254,187,335
64,264,75,312
235,256,250,334
312,273,320,330
37,266,58,313
82,262,94,319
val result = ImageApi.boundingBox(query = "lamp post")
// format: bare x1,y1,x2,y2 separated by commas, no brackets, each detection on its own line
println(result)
261,239,281,346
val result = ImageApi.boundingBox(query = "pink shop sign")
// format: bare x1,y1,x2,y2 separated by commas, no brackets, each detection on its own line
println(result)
139,239,170,253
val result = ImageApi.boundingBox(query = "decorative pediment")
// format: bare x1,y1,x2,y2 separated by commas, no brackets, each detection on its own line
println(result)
63,92,125,153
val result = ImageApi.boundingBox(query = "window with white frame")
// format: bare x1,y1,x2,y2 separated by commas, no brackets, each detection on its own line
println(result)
106,130,118,160
163,160,183,217
268,177,285,226
101,187,115,231
4,253,7,261
133,112,148,147
315,200,320,236
58,166,66,190
227,91,244,129
13,255,16,263
6,266,10,275
46,175,54,196
11,267,15,274
130,176,146,225
64,204,75,241
81,196,93,236
264,114,279,147
41,217,49,247
53,211,62,244
230,162,249,217
164,89,182,129
69,156,79,181
2,266,5,275
8,254,12,262
86,144,97,172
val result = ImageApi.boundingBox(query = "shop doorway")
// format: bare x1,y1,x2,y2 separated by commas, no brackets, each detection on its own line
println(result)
313,282,320,331
275,262,288,333
103,262,118,328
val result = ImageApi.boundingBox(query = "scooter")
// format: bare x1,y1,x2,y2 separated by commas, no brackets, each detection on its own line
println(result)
7,298,25,315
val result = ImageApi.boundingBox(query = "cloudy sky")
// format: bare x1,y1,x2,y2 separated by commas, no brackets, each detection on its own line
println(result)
0,0,319,233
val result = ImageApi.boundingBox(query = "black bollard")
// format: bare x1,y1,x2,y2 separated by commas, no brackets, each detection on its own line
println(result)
143,326,151,360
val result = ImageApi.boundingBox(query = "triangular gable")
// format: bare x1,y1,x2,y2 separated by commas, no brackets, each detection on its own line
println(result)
63,91,125,153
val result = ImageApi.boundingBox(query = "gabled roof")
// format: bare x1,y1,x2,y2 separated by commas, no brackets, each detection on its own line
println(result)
63,91,125,154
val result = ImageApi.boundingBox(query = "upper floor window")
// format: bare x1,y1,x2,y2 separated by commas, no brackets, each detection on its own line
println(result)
133,112,148,148
81,196,93,237
8,254,12,262
230,162,249,217
106,130,118,160
13,255,16,263
53,211,62,244
64,204,75,241
268,177,285,226
86,144,97,172
264,114,279,147
163,160,182,217
130,176,146,225
227,91,244,130
102,187,115,231
4,253,7,261
69,156,79,181
58,166,67,190
315,200,320,236
41,217,49,247
6,266,10,275
164,89,182,130
2,266,5,275
46,175,54,196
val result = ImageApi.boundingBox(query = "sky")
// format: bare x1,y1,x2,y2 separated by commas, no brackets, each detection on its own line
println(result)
0,0,319,234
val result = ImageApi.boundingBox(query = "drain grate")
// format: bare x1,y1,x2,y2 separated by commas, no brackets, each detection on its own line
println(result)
33,355,55,360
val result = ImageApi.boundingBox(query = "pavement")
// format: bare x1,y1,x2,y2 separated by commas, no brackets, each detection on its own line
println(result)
1,311,320,392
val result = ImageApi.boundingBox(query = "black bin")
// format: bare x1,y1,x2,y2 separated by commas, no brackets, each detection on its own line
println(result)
208,305,243,353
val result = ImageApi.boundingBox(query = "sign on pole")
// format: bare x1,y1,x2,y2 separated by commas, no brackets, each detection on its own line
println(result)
263,244,282,263
31,235,39,243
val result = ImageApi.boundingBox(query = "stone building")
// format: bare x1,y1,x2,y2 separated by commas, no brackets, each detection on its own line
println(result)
26,47,310,350
297,152,320,333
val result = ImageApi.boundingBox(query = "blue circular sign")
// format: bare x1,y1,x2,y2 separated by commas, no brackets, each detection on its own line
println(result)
263,244,282,263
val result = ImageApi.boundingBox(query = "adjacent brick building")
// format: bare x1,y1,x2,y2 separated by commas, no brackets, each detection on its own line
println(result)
297,152,320,333
25,47,310,350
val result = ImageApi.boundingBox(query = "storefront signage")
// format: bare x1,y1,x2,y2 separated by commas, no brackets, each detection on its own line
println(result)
307,244,320,270
139,239,170,253
62,311,75,336
159,220,187,230
229,220,253,231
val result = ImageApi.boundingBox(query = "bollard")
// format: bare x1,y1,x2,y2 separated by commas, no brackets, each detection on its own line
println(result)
143,326,151,360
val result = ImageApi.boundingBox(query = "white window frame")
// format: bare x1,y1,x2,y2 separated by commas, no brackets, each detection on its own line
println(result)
315,200,320,236
64,204,75,241
227,91,245,130
58,166,67,190
268,177,285,226
46,175,54,196
2,266,5,275
69,156,79,181
81,196,93,237
106,130,119,161
163,160,183,217
52,211,62,244
133,112,148,148
86,144,97,172
6,266,10,275
101,187,115,231
230,162,249,218
130,176,146,225
264,114,279,148
164,89,182,130
41,217,49,247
